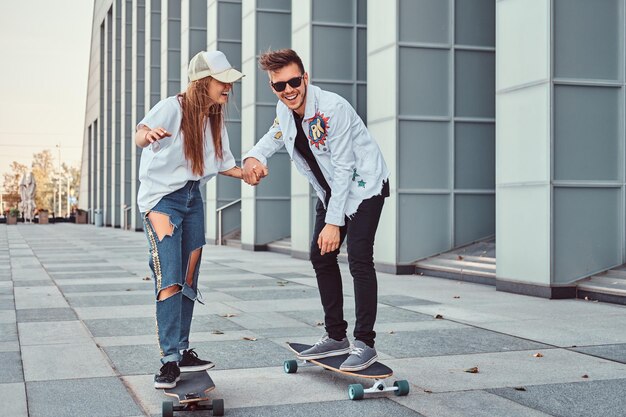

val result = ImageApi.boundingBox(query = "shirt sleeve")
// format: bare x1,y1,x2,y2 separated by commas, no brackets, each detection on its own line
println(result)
137,98,180,153
242,115,286,165
219,126,237,172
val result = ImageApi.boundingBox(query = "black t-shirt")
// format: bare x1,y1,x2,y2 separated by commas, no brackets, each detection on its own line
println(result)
293,112,332,203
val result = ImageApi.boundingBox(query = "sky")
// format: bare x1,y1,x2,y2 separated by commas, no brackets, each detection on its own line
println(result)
0,0,94,184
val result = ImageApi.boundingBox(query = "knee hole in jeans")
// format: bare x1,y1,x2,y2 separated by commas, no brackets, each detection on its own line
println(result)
157,284,182,301
185,247,202,287
146,212,175,241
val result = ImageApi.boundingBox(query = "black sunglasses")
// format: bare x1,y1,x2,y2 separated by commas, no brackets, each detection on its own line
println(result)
271,75,304,92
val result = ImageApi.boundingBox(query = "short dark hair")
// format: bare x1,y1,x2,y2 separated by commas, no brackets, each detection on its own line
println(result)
258,48,305,74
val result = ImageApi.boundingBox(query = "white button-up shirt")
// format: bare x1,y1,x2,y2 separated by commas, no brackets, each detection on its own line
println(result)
137,96,236,213
244,84,389,226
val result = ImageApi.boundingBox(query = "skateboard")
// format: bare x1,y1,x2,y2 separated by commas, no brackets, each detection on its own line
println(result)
285,342,410,400
161,370,224,416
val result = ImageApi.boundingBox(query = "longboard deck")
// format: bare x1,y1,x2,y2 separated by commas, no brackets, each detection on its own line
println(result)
287,342,393,379
163,370,215,404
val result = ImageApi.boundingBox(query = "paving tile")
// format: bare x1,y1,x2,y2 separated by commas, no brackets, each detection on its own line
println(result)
489,379,626,417
0,351,23,383
14,286,68,309
26,377,143,417
375,327,548,359
0,383,28,417
571,344,626,364
387,349,626,393
18,321,92,346
0,309,16,323
22,343,115,381
12,280,53,287
16,308,77,323
378,294,440,307
394,390,552,417
0,323,17,342
84,314,244,338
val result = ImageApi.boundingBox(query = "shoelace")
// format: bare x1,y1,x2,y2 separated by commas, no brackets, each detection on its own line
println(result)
349,346,364,357
185,349,199,359
314,335,330,346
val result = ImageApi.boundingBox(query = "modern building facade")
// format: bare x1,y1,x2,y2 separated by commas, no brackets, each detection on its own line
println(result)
80,0,626,302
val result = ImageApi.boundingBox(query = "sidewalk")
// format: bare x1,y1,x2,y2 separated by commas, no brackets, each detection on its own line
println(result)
2,224,626,417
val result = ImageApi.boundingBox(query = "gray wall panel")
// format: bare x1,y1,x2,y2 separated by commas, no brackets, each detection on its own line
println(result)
399,121,450,189
399,194,451,263
312,26,354,80
455,50,495,118
399,47,449,117
455,122,495,190
313,0,354,23
554,188,622,283
399,0,449,44
454,194,495,246
554,86,621,181
455,0,495,47
554,0,622,81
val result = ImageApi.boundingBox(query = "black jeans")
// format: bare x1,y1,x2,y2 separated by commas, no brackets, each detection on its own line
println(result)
309,181,388,348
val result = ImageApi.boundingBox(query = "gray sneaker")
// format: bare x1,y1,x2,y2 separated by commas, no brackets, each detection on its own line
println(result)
339,340,378,371
297,333,351,360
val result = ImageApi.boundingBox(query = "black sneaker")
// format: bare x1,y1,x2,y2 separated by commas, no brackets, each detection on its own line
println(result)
179,349,215,372
154,361,180,389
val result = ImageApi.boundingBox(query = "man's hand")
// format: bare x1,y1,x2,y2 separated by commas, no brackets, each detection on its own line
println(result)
242,157,268,185
318,224,341,255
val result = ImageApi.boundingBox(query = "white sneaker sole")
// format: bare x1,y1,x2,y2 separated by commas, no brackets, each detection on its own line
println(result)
179,362,215,373
154,375,180,389
297,347,351,360
339,354,378,372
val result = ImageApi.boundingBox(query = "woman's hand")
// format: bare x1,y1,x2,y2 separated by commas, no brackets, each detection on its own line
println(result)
135,125,172,148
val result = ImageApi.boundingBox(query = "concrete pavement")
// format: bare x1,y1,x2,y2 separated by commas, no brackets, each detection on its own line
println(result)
2,223,626,417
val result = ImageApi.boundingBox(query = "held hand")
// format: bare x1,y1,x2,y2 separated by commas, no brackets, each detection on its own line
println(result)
317,224,341,255
242,157,268,186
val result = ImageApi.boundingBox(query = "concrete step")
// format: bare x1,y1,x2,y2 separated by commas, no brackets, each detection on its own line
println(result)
576,265,626,304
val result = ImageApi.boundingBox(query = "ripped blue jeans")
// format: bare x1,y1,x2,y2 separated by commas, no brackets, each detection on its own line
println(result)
143,180,205,364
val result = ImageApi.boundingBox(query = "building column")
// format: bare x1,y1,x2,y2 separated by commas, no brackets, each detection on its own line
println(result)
240,0,291,251
496,0,625,297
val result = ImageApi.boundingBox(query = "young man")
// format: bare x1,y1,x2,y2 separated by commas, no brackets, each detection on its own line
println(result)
242,49,390,371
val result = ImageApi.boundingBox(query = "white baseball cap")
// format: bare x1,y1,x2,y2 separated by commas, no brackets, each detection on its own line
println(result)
188,50,244,83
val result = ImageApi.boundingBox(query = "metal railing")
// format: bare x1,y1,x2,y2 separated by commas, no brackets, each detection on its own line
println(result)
216,199,241,245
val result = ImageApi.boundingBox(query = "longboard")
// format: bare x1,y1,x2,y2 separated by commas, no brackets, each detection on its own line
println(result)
285,342,410,400
161,370,224,416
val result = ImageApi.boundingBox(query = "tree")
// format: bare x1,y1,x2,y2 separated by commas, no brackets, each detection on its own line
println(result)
2,161,27,212
31,150,56,211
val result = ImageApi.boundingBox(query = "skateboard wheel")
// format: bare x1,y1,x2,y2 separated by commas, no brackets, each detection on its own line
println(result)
212,398,224,416
284,359,298,374
348,384,364,400
162,400,174,417
393,380,410,396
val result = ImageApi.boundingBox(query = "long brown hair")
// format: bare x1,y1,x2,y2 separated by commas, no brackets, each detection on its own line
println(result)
178,77,224,176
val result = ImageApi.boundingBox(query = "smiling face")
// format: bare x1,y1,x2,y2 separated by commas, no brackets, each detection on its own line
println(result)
207,77,233,104
269,62,308,117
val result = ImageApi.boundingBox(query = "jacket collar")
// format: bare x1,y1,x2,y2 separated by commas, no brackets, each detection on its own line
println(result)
302,83,319,121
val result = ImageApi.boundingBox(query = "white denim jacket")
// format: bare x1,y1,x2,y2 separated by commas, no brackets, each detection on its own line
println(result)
243,84,389,226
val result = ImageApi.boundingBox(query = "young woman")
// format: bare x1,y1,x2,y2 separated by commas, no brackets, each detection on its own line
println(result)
135,50,246,389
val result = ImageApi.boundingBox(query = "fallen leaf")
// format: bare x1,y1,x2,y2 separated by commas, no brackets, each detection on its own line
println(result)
582,374,589,379
243,336,257,341
453,296,460,299
464,367,479,373
220,313,237,318
211,330,224,335
424,389,432,394
533,353,544,358
389,330,395,334
434,314,444,319
316,321,324,326
514,387,527,391
457,255,464,260
142,276,151,281
277,281,289,286
125,288,132,291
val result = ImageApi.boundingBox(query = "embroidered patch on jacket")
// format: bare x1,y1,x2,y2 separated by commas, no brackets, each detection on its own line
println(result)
352,168,360,182
274,131,283,140
308,112,330,149
358,179,366,188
